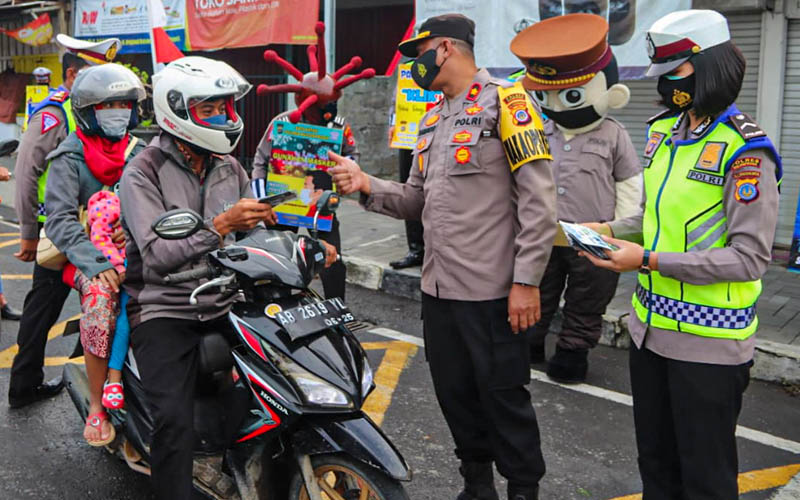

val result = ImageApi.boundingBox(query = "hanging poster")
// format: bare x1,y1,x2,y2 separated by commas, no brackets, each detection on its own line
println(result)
0,13,53,47
73,0,186,54
414,0,691,78
391,62,442,150
185,0,318,50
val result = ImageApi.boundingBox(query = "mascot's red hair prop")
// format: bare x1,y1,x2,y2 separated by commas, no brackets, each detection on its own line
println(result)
257,22,376,124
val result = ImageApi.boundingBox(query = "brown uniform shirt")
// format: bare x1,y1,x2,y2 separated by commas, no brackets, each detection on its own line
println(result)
610,114,780,365
545,118,641,223
252,111,360,180
14,105,68,239
363,69,557,301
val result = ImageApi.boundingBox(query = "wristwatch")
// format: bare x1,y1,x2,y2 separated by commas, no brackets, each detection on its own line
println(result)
640,249,652,275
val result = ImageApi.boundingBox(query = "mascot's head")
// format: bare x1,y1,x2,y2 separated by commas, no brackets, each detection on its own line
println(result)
257,22,376,125
511,13,629,135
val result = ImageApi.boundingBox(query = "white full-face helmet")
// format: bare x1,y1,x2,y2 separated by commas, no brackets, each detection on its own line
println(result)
152,56,252,154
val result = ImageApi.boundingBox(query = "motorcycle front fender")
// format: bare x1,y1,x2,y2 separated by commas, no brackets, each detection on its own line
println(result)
291,413,412,481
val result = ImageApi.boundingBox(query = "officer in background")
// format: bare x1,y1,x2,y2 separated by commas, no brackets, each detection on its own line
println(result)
583,10,780,498
331,14,556,500
252,105,357,300
510,14,643,383
32,67,53,89
10,34,121,409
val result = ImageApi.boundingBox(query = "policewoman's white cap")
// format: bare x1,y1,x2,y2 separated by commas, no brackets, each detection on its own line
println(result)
645,9,730,77
56,34,122,65
32,66,51,83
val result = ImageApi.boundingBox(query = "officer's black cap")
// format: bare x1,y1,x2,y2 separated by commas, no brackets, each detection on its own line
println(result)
398,14,476,57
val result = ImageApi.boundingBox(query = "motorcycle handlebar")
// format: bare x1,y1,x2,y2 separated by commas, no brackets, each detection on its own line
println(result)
164,265,213,284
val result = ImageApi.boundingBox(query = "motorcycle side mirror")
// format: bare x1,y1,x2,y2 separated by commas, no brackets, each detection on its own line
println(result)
0,138,19,157
151,209,204,240
316,190,340,217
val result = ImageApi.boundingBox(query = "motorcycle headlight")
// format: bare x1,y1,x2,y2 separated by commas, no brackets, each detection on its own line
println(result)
261,341,353,408
292,370,352,407
361,360,374,397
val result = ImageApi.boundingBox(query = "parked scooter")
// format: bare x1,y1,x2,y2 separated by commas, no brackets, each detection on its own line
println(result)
64,191,411,499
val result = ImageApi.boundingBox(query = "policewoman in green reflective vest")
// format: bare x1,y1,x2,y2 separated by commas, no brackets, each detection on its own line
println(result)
581,10,781,499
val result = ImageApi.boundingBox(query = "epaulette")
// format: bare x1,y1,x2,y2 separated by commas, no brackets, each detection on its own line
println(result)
50,91,68,103
332,116,346,128
728,112,766,140
646,108,676,125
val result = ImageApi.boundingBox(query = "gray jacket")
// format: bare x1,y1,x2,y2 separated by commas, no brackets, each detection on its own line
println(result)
120,133,257,328
44,133,145,280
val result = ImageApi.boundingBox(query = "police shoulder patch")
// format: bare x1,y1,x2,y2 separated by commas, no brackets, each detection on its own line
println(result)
729,113,766,140
734,178,759,204
40,111,60,134
50,91,68,103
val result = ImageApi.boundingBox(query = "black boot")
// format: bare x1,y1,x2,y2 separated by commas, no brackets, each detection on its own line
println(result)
455,461,499,500
390,247,424,269
546,345,589,383
508,484,539,500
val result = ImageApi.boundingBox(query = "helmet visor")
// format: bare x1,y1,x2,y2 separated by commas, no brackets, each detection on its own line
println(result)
187,95,241,130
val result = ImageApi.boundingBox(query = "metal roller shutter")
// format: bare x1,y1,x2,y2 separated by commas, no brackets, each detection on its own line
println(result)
612,12,762,159
777,20,800,246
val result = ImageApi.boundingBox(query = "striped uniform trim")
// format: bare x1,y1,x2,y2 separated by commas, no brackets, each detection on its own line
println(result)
526,72,596,86
636,284,756,330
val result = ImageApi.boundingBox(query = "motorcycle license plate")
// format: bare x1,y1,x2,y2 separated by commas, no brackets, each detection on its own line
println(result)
275,298,354,339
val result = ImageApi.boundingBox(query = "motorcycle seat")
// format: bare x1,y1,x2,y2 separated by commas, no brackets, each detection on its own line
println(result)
198,332,234,374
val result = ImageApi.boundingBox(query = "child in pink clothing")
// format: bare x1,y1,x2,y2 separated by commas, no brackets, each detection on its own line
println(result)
88,191,126,275
84,190,126,410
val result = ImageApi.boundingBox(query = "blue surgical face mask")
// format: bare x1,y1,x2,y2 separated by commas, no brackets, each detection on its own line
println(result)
204,113,229,126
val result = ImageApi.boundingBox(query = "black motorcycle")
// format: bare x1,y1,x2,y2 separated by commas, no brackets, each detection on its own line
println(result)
64,192,411,499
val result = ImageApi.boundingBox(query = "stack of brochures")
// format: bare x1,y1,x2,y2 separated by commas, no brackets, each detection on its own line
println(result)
559,221,619,260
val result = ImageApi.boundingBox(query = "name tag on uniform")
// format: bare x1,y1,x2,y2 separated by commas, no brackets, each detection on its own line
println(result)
687,170,724,186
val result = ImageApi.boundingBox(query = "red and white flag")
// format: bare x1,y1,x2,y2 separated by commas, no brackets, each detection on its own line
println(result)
147,0,183,65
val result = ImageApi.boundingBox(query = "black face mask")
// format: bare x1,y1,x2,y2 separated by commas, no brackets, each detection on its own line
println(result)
543,105,602,129
411,47,442,90
657,73,696,112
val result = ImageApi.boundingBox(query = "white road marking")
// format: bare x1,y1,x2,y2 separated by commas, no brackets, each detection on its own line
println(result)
349,234,402,249
0,219,19,229
366,326,800,456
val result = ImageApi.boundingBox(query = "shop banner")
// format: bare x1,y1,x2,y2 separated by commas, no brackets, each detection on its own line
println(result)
266,121,343,232
185,0,318,50
391,63,442,150
0,13,53,47
74,0,186,54
414,0,690,78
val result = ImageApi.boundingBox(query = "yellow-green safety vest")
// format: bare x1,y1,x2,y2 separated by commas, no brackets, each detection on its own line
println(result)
634,105,782,340
36,96,75,222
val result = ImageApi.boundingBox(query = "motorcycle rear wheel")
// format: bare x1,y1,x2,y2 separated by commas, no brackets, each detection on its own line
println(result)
288,454,409,500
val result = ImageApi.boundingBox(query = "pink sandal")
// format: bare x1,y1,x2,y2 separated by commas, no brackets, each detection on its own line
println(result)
102,381,124,410
85,411,116,447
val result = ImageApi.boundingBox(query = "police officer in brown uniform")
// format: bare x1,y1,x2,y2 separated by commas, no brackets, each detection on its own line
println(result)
9,35,121,408
331,14,556,500
511,14,643,382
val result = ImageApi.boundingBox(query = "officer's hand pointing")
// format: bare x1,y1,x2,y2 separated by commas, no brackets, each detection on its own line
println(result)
329,151,371,196
508,283,541,334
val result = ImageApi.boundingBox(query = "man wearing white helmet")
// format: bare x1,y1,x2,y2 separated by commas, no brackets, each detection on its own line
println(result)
120,56,335,499
582,10,781,498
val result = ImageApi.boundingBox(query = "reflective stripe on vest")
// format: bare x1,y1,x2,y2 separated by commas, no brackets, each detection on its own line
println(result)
37,97,75,223
633,104,781,340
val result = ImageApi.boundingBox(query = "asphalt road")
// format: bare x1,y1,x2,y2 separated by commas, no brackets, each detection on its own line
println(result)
0,223,797,499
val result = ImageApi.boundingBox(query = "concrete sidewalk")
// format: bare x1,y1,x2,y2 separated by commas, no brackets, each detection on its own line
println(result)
336,199,800,385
